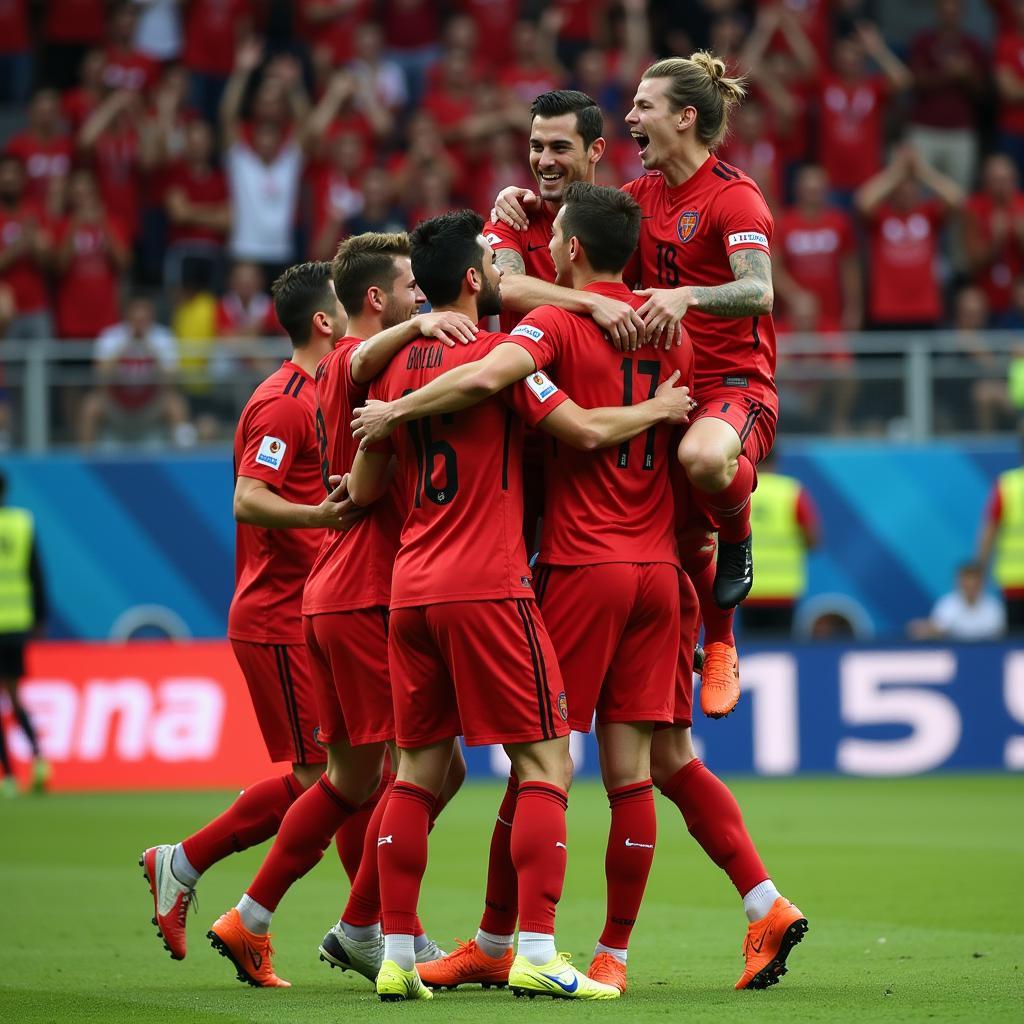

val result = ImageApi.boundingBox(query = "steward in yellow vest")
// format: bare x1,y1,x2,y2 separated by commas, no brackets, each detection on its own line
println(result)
742,458,819,637
0,469,49,794
978,460,1024,632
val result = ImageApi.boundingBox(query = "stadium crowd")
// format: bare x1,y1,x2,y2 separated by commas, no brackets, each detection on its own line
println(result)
3,0,1024,444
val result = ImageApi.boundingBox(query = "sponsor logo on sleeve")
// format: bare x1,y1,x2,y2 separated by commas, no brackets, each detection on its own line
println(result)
677,210,700,242
525,371,558,402
511,324,545,343
728,231,769,248
256,435,286,469
484,232,502,245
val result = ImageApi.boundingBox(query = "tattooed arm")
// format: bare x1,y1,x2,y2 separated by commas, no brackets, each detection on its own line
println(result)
636,248,775,347
493,247,648,351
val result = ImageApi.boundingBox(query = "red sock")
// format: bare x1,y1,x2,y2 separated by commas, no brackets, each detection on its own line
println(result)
658,759,768,896
342,772,396,927
335,770,390,883
246,775,357,912
378,781,434,935
598,781,656,950
479,772,519,935
511,781,568,935
181,773,301,874
684,546,734,648
695,455,753,543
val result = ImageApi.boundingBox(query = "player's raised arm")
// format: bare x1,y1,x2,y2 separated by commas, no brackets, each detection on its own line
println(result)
345,448,392,508
351,341,537,447
350,310,479,384
535,369,694,451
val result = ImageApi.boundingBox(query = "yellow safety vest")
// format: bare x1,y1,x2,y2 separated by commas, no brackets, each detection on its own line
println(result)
994,467,1024,590
0,506,35,634
747,473,806,602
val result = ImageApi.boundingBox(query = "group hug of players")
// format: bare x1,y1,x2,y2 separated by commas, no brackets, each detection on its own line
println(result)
140,53,808,1003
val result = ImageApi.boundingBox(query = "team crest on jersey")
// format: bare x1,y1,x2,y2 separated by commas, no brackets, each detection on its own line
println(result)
676,210,700,242
557,691,568,721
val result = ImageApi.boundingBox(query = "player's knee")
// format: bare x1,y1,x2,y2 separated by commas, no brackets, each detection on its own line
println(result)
649,731,696,788
328,764,382,806
680,440,731,492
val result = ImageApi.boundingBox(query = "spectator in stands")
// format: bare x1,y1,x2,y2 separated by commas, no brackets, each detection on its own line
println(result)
0,0,31,103
387,110,458,208
183,0,254,124
212,261,279,379
906,0,988,191
53,169,130,342
342,166,405,236
719,97,783,209
79,295,194,448
4,89,74,209
41,0,107,90
164,119,231,291
813,23,912,204
133,0,184,64
907,561,1006,640
307,128,367,261
349,22,409,117
62,49,107,134
404,165,456,226
963,155,1024,325
742,448,821,638
0,155,52,341
995,1,1024,168
381,0,443,102
947,285,1017,432
103,3,160,95
220,41,309,281
77,89,149,246
298,0,370,67
856,145,964,330
498,19,567,109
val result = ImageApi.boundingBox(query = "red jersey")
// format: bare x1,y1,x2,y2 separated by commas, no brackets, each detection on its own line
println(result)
509,282,690,568
0,0,29,53
483,201,556,333
817,74,889,191
4,133,73,205
458,0,517,64
0,202,48,314
42,0,105,44
368,331,539,609
302,338,404,615
184,0,252,76
228,361,325,644
775,207,856,325
103,47,159,94
718,134,782,208
964,192,1024,314
216,292,279,336
164,161,229,245
866,200,945,325
622,157,777,411
54,219,125,339
296,0,370,63
996,36,1024,134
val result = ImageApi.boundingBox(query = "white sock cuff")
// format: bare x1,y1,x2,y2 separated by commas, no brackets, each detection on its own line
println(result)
170,843,200,888
742,879,781,922
236,893,273,933
595,941,627,963
384,933,416,971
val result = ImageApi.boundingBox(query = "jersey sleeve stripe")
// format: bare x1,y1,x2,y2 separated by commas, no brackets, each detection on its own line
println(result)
282,371,299,395
292,376,307,399
714,161,742,180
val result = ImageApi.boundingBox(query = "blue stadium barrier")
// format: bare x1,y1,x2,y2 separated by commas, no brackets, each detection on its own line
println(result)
1,439,1019,640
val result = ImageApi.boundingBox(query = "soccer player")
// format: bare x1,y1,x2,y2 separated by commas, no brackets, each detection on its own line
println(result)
346,211,691,1002
141,262,362,962
205,241,476,987
484,90,643,347
350,195,695,996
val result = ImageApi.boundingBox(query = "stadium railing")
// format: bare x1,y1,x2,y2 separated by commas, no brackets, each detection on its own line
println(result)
0,331,1021,450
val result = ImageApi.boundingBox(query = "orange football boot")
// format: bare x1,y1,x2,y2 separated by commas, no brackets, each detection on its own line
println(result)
207,909,290,988
735,897,808,990
700,642,740,719
416,939,513,989
587,952,627,994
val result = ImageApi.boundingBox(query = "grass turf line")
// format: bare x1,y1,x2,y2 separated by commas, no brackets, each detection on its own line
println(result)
1,776,1022,1022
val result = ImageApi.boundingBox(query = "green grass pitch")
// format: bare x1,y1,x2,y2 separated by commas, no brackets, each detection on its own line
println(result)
2,775,1022,1022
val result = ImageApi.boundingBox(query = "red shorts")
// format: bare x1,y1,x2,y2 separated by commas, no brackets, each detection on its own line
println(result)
230,639,326,765
670,568,701,729
388,598,569,748
691,386,778,467
535,562,679,732
303,609,395,747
